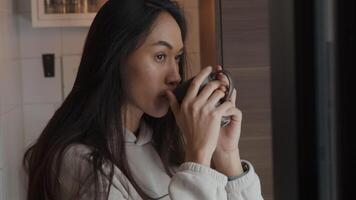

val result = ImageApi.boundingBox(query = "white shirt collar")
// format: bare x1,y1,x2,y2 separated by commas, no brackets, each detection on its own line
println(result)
124,120,153,146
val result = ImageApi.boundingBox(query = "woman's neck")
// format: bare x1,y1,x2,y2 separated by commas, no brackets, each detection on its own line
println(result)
122,103,143,137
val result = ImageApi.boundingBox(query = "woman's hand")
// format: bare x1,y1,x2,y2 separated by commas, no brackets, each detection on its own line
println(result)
212,65,244,176
214,65,242,153
165,66,228,166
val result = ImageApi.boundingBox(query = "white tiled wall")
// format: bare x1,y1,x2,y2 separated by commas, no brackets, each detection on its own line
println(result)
16,1,89,155
23,104,57,147
18,13,62,59
62,28,88,55
0,168,7,200
0,59,22,113
62,55,81,98
0,0,24,199
0,112,4,171
1,109,25,200
21,58,62,104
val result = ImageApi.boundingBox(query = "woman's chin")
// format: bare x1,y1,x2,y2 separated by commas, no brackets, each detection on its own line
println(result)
145,96,170,118
156,97,170,116
155,106,170,118
148,104,169,118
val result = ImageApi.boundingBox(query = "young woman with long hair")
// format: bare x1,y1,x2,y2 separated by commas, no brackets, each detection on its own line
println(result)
23,0,263,199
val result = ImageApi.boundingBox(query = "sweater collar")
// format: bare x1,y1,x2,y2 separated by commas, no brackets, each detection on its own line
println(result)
124,120,153,145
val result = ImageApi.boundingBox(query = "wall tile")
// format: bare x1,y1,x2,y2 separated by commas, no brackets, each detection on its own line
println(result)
0,11,22,113
0,62,5,115
62,55,80,99
1,107,25,200
1,1,24,199
24,104,56,147
16,0,31,13
18,13,62,59
0,60,22,114
61,27,89,55
0,114,4,169
0,1,4,11
1,108,24,167
0,168,8,200
0,12,5,62
21,58,62,104
0,0,14,13
2,12,20,60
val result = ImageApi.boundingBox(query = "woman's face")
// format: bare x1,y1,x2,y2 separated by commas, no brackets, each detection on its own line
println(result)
124,12,184,118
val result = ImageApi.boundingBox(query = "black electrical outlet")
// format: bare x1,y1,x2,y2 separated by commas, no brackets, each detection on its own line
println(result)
42,54,55,78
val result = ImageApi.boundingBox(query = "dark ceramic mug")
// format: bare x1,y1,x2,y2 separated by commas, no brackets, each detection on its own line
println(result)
173,69,234,127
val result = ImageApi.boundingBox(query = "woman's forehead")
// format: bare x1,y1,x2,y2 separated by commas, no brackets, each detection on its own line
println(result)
143,12,184,50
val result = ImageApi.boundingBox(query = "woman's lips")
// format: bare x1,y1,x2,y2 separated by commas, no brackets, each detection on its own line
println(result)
159,91,170,102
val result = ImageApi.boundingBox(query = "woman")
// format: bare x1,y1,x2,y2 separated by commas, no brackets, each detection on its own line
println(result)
23,0,263,199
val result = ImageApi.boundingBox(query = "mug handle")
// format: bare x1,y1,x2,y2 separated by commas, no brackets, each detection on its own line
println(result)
209,69,234,103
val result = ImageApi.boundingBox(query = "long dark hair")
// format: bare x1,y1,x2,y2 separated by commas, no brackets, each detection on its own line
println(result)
23,0,189,199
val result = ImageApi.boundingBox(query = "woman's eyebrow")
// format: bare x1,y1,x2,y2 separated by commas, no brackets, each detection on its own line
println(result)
151,40,183,52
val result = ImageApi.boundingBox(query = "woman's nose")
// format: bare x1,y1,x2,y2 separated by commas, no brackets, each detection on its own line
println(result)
166,65,181,88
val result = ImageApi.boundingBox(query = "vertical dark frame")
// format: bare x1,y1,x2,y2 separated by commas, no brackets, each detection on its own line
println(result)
269,0,319,199
271,0,356,199
269,0,299,199
314,0,338,199
335,1,356,199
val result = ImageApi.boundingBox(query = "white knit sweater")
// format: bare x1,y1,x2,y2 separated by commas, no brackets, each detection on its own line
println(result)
58,121,263,199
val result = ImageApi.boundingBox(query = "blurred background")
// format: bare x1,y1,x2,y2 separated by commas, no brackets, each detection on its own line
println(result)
1,0,355,200
44,0,107,14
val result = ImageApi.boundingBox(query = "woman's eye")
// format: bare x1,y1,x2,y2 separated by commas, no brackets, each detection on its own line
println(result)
155,54,166,62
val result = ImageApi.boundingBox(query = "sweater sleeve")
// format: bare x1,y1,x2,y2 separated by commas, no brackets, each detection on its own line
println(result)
168,162,228,199
225,160,264,200
168,161,263,200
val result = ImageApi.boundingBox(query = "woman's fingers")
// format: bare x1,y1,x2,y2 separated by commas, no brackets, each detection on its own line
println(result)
213,88,241,121
195,80,226,105
183,66,213,103
216,65,229,87
224,107,243,122
206,88,237,110
215,65,222,71
205,89,226,108
214,100,235,116
165,90,179,115
230,88,237,106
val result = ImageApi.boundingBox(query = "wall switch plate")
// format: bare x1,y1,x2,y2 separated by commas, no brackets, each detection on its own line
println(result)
42,54,55,78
